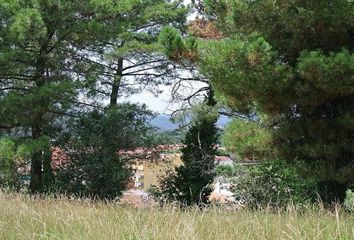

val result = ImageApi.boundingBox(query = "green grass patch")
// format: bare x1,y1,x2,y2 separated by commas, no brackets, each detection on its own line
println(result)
0,193,353,239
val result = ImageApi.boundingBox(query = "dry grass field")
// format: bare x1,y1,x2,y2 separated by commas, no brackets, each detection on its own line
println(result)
0,193,354,240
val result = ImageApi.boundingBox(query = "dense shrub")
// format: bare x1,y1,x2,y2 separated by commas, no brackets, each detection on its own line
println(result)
215,165,233,177
0,138,30,190
233,159,316,209
53,104,153,200
0,138,18,189
343,189,354,212
54,150,131,200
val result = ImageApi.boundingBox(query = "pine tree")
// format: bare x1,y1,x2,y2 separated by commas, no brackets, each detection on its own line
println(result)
160,91,218,206
0,0,187,193
78,1,188,106
198,0,354,201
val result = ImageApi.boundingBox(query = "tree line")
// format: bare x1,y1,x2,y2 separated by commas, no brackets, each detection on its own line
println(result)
1,0,353,205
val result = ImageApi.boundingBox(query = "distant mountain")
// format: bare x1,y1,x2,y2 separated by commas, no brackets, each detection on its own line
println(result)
149,114,180,131
150,114,230,131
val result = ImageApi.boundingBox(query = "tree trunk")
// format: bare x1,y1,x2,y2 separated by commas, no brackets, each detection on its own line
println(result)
30,122,43,193
30,58,47,193
42,145,53,192
110,58,123,106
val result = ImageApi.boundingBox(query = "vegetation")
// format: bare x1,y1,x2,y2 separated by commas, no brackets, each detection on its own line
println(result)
233,159,316,209
157,19,220,207
199,0,354,202
1,193,354,240
159,93,219,206
215,165,233,177
222,119,274,160
343,189,354,212
0,1,352,233
150,130,185,146
0,0,187,193
0,138,25,189
159,26,198,63
53,104,153,199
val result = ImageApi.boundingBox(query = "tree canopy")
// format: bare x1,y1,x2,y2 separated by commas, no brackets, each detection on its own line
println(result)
198,0,354,200
222,119,274,161
0,0,188,193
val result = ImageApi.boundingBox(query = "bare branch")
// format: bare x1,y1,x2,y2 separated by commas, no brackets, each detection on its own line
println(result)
218,111,256,122
121,73,165,77
122,59,168,71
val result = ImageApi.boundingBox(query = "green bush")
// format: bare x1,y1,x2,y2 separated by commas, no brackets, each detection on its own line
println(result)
0,138,30,190
343,189,354,212
215,165,233,177
54,104,153,200
233,159,316,209
0,138,18,188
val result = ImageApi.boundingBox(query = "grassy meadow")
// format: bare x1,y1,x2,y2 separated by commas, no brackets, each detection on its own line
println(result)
0,193,354,240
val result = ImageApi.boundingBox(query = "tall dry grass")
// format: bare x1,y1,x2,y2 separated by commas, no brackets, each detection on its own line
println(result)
0,192,353,240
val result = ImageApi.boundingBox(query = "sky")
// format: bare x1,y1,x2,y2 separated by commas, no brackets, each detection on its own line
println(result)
119,85,178,113
118,0,200,114
118,79,207,114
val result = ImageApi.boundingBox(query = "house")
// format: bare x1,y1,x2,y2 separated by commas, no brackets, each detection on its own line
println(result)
130,151,182,192
129,146,237,192
214,155,234,166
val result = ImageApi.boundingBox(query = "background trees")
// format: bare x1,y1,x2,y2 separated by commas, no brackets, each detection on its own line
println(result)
79,0,188,106
198,0,354,201
54,103,153,199
0,0,188,193
1,0,352,206
0,0,92,192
